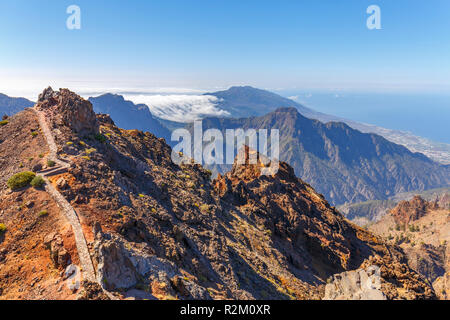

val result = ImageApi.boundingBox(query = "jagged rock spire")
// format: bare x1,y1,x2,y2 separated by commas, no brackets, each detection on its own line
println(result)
38,86,57,103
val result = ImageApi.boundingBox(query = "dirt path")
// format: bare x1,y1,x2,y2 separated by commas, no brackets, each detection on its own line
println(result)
33,108,96,282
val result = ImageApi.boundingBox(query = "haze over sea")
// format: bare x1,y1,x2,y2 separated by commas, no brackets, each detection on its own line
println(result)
277,90,450,144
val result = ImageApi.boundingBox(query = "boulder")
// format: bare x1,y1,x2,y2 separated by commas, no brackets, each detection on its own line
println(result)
44,232,71,268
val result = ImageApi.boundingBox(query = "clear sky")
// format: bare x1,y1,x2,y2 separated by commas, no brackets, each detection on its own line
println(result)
0,0,450,98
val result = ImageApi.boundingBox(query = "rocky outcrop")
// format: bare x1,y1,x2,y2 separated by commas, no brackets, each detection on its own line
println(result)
390,196,440,226
92,224,211,299
36,87,99,135
433,272,450,300
44,232,71,268
324,266,386,300
325,254,437,300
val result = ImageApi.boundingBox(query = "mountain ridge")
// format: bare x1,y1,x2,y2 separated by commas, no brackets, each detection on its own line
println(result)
205,86,450,164
3,86,449,164
198,107,450,205
88,93,171,142
0,93,35,117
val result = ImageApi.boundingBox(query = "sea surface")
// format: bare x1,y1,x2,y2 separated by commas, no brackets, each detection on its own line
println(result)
277,90,450,144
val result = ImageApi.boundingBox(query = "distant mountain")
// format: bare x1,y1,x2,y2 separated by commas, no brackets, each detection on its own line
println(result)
199,107,450,206
0,93,34,116
205,86,322,119
205,86,450,164
88,94,171,142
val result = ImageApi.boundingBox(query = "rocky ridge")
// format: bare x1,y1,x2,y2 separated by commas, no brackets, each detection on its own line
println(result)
0,88,439,300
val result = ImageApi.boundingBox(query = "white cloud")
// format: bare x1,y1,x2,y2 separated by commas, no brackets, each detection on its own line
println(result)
123,94,230,123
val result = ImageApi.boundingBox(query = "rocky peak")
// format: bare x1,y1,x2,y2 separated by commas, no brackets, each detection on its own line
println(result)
390,195,440,226
36,87,99,135
38,86,58,103
227,145,297,183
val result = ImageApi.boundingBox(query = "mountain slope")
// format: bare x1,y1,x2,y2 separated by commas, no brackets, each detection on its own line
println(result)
205,86,450,164
0,93,34,116
369,196,450,299
0,88,435,300
199,107,450,205
88,94,171,142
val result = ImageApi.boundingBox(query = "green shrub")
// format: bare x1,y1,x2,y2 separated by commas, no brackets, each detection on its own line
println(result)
7,171,36,190
66,141,73,145
0,223,6,233
38,154,44,158
38,210,48,217
94,134,107,143
0,120,9,126
31,131,38,137
31,175,46,188
47,159,56,167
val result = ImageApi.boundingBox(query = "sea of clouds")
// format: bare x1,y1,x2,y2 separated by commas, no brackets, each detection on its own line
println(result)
123,94,230,123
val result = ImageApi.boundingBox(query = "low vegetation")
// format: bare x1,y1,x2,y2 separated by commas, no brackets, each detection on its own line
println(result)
85,148,97,155
0,120,9,126
94,133,107,143
38,210,48,217
30,175,46,188
0,223,6,234
7,171,36,190
47,159,56,167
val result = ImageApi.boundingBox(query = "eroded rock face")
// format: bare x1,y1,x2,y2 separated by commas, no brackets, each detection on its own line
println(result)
324,266,386,300
325,253,437,300
92,225,211,299
36,87,99,135
433,272,450,300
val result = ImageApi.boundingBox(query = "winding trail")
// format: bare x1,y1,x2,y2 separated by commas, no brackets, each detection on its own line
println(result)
33,107,96,282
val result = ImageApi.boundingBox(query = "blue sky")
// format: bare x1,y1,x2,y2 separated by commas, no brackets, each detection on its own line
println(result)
0,0,450,98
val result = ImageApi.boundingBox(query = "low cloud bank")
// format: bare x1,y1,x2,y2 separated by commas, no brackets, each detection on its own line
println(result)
124,94,230,123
